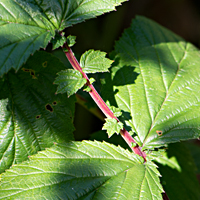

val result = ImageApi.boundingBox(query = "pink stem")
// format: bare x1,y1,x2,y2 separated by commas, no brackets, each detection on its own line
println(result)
63,44,146,161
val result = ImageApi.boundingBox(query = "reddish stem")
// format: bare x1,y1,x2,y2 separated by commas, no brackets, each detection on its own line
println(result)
63,44,146,162
163,192,170,200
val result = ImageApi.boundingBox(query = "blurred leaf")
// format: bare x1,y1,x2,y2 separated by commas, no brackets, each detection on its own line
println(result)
184,141,200,174
156,142,200,200
0,51,75,173
0,141,163,200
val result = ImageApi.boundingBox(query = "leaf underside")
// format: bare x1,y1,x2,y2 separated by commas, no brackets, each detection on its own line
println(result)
0,0,127,76
0,51,75,173
103,16,200,149
0,141,163,200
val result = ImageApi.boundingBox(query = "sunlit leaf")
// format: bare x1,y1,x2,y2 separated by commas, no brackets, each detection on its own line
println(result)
0,141,163,200
103,16,200,149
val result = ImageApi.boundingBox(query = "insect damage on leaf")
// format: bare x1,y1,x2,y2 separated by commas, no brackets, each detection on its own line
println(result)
156,130,163,136
53,101,57,105
45,104,53,112
22,68,37,79
42,61,48,67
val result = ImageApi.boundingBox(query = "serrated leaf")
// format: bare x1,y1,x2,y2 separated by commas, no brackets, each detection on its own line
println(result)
0,0,55,76
0,141,163,200
0,0,127,76
156,142,200,200
107,104,122,117
52,32,67,50
103,16,200,149
80,50,113,73
55,69,87,97
102,118,123,137
67,35,76,47
0,51,75,173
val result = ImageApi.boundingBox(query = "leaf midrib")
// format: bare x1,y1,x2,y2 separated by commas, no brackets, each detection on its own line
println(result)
142,44,188,147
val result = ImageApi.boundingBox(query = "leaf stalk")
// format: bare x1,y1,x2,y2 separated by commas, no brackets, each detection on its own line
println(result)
63,43,146,162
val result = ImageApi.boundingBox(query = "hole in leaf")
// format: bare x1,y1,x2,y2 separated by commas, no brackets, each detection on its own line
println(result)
42,61,48,67
22,68,37,79
22,68,30,72
30,71,35,76
156,130,162,136
45,104,53,112
53,101,57,105
36,115,41,119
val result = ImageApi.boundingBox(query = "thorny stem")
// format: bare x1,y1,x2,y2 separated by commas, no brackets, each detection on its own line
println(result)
63,43,146,162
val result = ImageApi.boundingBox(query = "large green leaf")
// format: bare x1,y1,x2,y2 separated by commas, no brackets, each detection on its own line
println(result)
103,16,200,149
0,141,163,200
156,142,200,200
0,0,127,76
0,51,75,173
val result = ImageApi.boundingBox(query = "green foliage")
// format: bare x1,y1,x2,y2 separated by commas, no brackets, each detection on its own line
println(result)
66,35,76,47
103,16,200,150
0,51,75,173
0,1,200,200
102,118,123,137
52,32,67,50
0,0,127,76
0,141,163,200
55,69,87,96
80,50,113,73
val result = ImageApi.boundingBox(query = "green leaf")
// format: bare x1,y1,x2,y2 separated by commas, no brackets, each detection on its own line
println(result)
54,69,87,97
156,142,200,200
0,141,163,200
80,50,113,73
0,0,55,76
67,35,76,47
107,103,122,117
51,32,67,50
0,0,127,76
103,16,200,149
0,51,75,173
102,118,123,138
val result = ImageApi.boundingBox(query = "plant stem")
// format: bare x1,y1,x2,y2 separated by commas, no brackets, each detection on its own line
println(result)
63,43,146,161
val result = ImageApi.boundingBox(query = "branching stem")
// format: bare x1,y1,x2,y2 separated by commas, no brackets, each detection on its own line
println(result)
63,43,146,162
